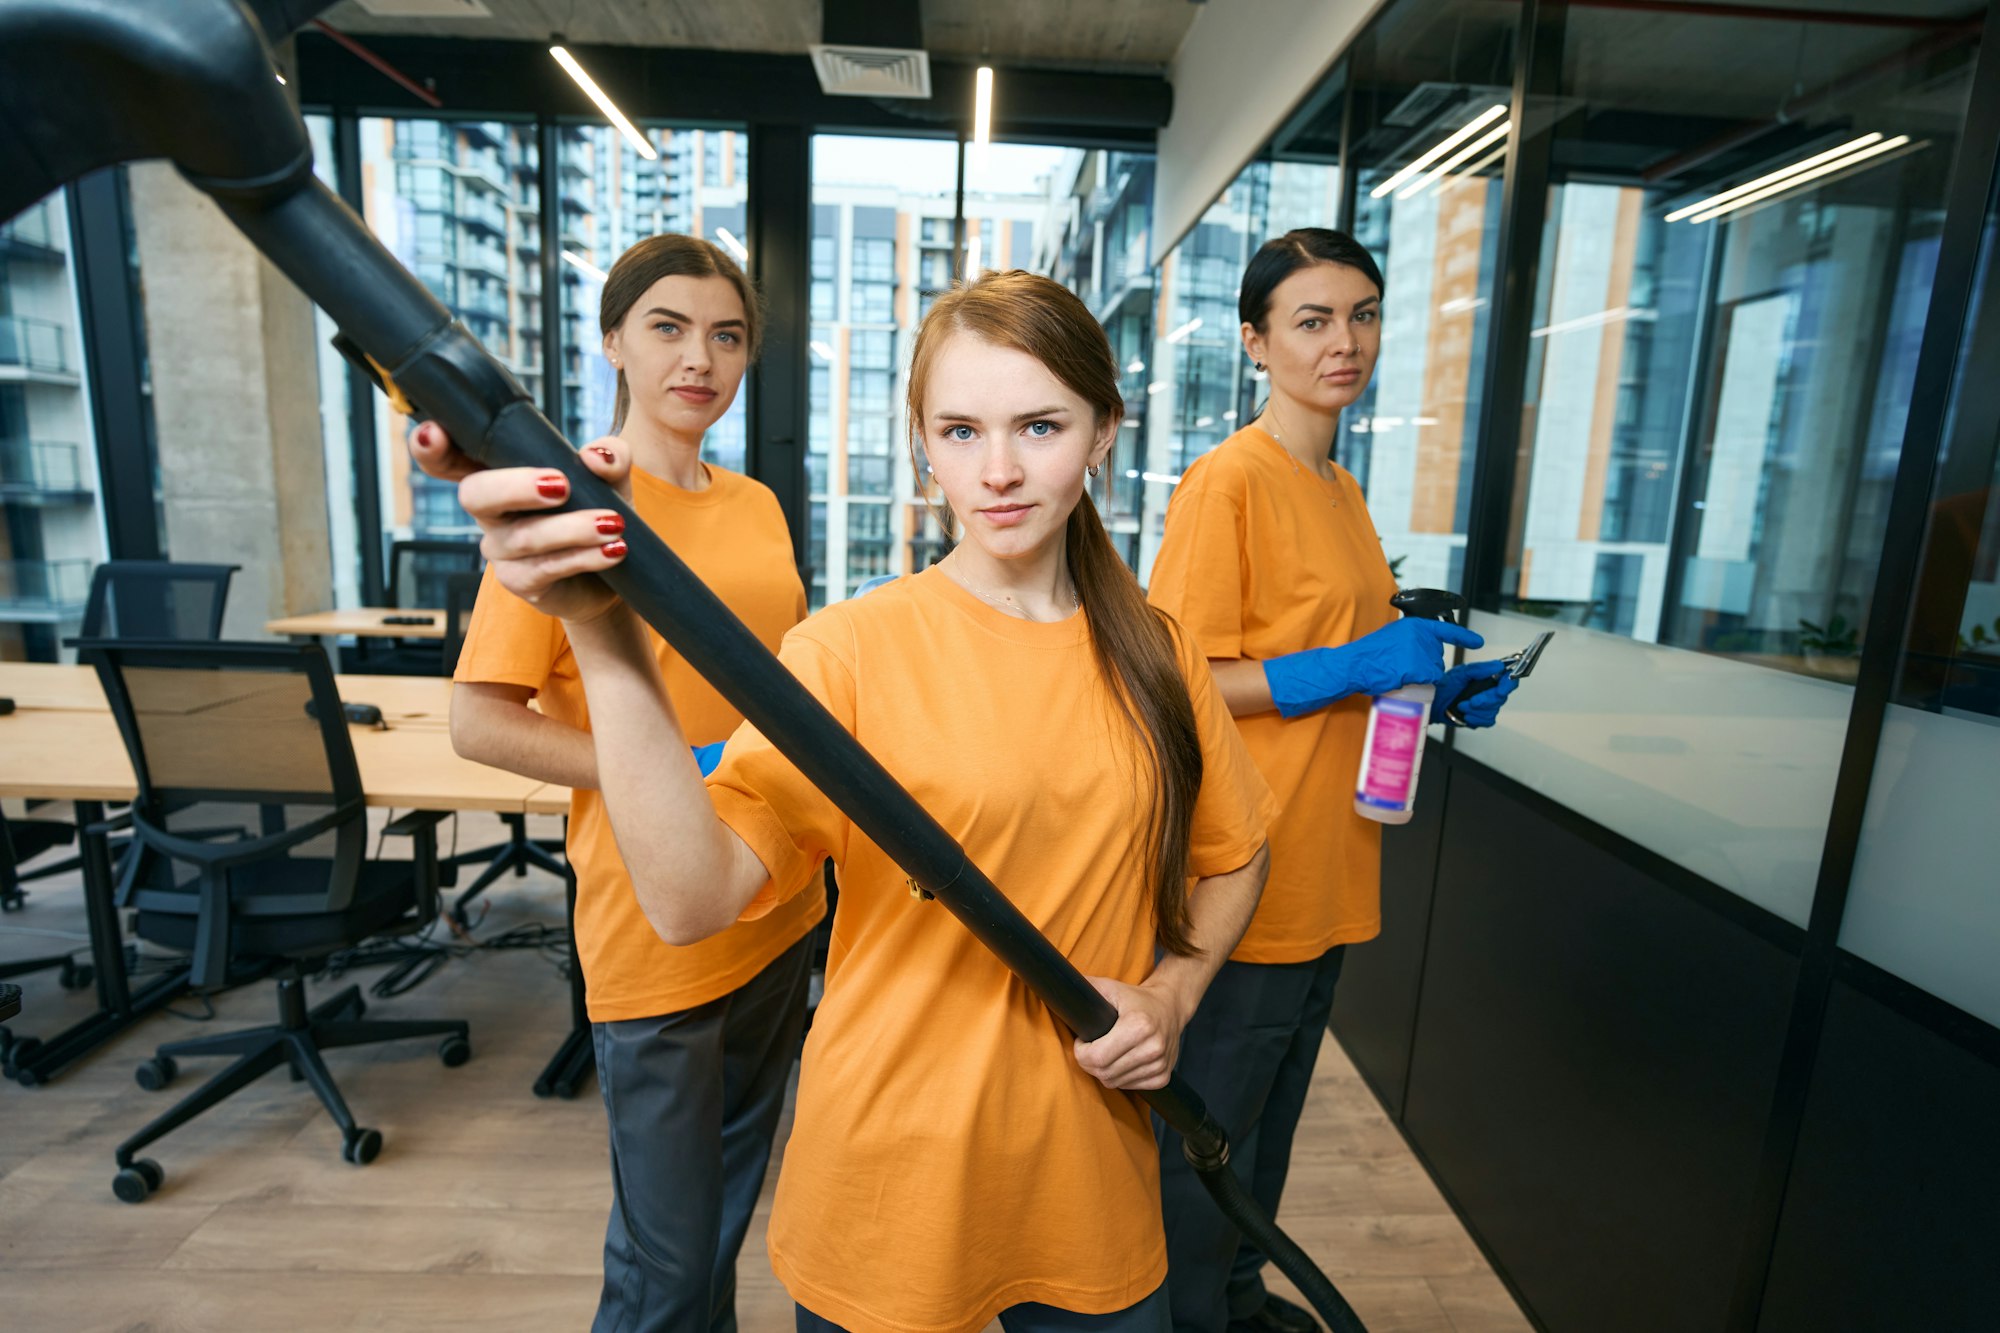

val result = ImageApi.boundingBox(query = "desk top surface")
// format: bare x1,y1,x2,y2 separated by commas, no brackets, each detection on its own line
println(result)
0,663,455,721
0,664,561,814
265,608,446,640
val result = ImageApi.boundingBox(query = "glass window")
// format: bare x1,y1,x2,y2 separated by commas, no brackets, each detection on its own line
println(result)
1841,171,2000,1025
807,134,958,608
1458,3,1982,925
356,117,542,544
0,187,113,660
557,124,751,473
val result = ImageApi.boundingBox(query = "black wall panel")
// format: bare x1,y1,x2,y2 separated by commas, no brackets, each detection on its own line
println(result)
1756,971,2000,1333
1402,762,1798,1333
1330,739,1450,1120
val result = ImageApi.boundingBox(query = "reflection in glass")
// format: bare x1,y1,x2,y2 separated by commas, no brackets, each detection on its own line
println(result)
1460,3,1982,924
1844,180,2000,1026
1503,7,1979,675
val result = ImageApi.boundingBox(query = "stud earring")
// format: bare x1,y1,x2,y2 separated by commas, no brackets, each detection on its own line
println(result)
1253,360,1265,372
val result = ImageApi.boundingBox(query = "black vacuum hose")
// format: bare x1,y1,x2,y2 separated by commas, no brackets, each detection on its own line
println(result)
0,4,1366,1326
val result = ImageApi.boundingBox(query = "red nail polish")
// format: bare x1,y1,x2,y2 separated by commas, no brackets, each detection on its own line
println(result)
537,475,567,499
590,446,617,463
595,514,625,535
601,539,628,559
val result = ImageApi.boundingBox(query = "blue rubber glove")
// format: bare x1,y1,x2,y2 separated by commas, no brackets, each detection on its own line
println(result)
690,741,726,776
1436,660,1518,728
1262,618,1486,718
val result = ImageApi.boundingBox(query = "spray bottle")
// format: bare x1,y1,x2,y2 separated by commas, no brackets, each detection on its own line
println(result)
1354,588,1467,826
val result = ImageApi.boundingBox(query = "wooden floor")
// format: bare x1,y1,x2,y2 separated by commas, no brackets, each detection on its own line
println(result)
0,810,1531,1333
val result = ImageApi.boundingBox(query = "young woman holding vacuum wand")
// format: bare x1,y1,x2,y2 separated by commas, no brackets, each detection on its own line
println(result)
1147,229,1519,1333
411,270,1281,1333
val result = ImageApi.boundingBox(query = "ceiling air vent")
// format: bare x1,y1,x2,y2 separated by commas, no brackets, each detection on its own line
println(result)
810,44,932,100
349,0,492,17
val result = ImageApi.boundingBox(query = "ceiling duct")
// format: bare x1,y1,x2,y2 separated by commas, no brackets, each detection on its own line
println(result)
810,0,930,100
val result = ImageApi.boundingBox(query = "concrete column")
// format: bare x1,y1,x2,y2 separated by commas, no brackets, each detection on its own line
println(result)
127,162,332,639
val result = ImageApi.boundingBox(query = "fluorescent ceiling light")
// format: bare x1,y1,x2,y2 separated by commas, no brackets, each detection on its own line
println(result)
1146,381,1167,395
809,340,835,363
1222,410,1237,421
1127,358,1145,374
1194,416,1214,428
1399,120,1511,201
550,45,657,161
973,67,994,147
1689,135,1913,224
1439,296,1488,316
1165,317,1203,344
1666,133,1881,222
561,249,607,282
1141,471,1182,485
714,226,749,264
1372,104,1508,199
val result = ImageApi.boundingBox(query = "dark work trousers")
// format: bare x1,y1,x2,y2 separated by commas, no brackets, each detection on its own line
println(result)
1156,946,1346,1332
590,930,815,1333
794,1284,1171,1332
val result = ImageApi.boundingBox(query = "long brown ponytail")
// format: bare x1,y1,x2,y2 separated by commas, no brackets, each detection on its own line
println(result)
906,271,1207,955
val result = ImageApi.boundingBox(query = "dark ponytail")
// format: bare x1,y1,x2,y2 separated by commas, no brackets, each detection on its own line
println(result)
907,271,1207,955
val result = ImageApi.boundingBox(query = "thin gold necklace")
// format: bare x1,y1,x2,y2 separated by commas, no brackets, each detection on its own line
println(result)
946,562,1081,620
1259,403,1340,505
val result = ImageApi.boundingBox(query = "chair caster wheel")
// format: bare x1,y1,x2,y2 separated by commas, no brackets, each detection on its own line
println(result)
8,1036,45,1084
59,959,94,991
113,1158,163,1203
135,1055,178,1091
342,1128,382,1165
438,1034,471,1068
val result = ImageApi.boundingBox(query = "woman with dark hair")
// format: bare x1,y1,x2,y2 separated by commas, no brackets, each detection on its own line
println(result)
1146,228,1517,1333
411,269,1279,1332
430,232,822,1333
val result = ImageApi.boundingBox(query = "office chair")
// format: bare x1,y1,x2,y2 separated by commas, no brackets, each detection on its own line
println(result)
359,539,483,676
439,570,480,678
13,559,241,904
433,570,566,923
80,638,471,1203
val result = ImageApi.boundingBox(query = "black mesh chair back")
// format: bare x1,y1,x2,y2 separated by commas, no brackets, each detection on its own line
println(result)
387,540,481,612
81,560,238,640
77,640,371,989
440,572,481,678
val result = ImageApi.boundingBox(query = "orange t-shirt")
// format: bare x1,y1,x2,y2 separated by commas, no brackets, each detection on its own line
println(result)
1147,426,1399,963
704,565,1278,1333
453,462,825,1020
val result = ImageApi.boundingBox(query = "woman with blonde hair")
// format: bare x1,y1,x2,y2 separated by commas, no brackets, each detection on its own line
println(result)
411,269,1278,1332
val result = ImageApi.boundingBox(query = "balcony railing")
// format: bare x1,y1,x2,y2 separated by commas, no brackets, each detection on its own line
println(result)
0,440,88,499
0,558,92,615
0,198,60,255
0,315,68,374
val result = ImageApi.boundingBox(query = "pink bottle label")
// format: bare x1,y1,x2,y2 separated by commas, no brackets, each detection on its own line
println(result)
1357,696,1427,811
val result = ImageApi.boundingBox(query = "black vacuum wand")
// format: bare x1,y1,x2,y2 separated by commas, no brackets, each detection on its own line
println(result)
0,4,1366,1326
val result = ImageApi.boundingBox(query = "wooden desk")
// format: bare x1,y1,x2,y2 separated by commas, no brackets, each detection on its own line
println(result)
0,682,556,1086
0,662,456,724
266,607,446,672
266,607,445,640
